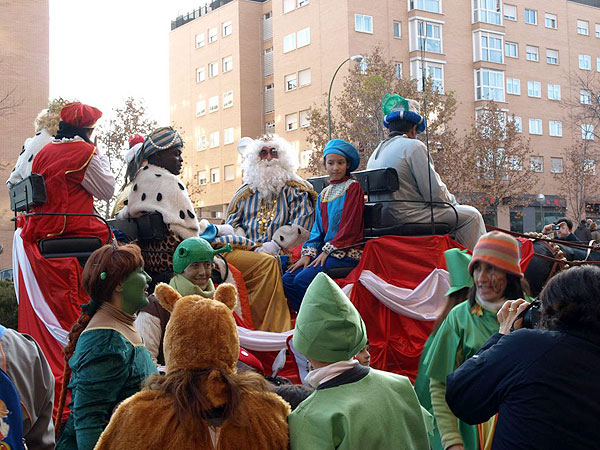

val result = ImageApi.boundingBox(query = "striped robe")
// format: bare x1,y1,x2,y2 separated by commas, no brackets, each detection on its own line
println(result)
214,181,316,248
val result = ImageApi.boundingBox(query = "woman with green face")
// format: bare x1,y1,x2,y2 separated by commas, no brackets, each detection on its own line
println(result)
55,244,157,450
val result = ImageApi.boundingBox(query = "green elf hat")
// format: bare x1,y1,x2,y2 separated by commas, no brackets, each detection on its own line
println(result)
293,273,367,363
444,248,474,296
173,238,232,273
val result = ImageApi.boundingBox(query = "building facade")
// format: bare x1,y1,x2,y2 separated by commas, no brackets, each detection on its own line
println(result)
170,0,600,231
0,0,50,269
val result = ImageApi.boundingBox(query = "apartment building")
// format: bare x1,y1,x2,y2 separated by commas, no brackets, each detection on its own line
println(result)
0,0,49,268
170,0,600,231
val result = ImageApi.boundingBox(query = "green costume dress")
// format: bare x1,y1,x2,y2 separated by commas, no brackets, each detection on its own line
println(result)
56,305,156,450
417,300,499,450
289,368,431,450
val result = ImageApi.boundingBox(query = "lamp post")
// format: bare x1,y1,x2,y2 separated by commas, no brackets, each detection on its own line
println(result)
327,55,364,141
536,193,546,230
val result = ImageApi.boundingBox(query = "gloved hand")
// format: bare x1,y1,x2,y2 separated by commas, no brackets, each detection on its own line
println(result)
216,224,234,236
254,240,281,255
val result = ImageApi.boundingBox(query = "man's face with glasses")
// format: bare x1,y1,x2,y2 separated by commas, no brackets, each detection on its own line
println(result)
259,146,278,161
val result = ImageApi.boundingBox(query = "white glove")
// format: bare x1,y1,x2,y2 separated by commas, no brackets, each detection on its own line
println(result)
216,224,234,236
254,240,281,255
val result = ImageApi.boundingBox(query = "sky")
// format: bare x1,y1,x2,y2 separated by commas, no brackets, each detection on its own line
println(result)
49,0,207,125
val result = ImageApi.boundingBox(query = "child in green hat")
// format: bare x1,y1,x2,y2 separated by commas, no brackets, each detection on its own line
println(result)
289,272,431,450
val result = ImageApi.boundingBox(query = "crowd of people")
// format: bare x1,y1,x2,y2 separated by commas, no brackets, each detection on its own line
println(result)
2,96,599,449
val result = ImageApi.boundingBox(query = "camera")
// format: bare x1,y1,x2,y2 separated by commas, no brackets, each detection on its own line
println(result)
511,299,541,331
552,224,561,230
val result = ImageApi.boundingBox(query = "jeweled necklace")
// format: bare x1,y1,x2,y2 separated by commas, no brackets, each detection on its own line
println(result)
257,198,277,234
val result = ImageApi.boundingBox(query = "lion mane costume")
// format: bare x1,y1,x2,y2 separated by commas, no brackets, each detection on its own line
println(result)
94,283,290,450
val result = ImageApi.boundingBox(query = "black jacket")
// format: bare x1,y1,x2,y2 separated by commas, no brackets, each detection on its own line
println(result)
446,329,600,450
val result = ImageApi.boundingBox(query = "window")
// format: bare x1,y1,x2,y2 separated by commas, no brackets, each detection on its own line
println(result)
393,21,402,38
208,27,218,43
530,156,544,172
297,28,310,48
581,90,591,104
529,118,542,135
285,73,297,91
209,95,219,113
504,4,516,21
264,84,274,113
412,61,444,92
506,77,520,95
551,157,563,174
283,0,295,13
596,24,600,38
196,135,206,151
473,0,501,25
355,14,373,33
417,21,442,53
283,33,296,52
298,0,309,7
475,68,504,101
479,32,503,63
196,100,206,116
197,170,207,185
549,120,563,137
223,91,233,109
545,13,557,29
547,84,561,100
195,33,205,48
509,115,522,133
209,131,220,148
298,68,311,87
209,61,219,77
598,57,600,72
196,67,206,83
409,0,441,13
222,56,233,73
577,20,589,35
299,109,310,128
285,113,298,131
546,49,559,65
525,45,539,62
527,81,541,98
300,149,312,169
508,156,523,171
584,159,596,176
265,120,275,133
222,21,232,37
582,124,595,140
224,164,235,181
210,168,220,184
359,59,368,74
223,127,234,145
505,41,518,58
525,9,537,25
395,62,403,79
579,54,591,70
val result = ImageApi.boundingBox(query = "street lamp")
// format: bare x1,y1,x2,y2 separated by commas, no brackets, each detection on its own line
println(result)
536,193,546,230
327,55,364,140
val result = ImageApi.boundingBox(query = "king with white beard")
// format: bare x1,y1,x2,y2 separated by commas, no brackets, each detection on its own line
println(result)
213,134,316,332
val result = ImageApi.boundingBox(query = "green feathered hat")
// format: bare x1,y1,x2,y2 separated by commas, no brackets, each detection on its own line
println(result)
293,273,367,363
173,238,232,273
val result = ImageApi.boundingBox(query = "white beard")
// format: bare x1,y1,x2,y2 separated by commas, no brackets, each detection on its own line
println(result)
244,159,295,199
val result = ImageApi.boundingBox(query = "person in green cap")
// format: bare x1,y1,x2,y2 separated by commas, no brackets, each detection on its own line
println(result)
414,248,474,450
135,237,231,366
289,272,431,450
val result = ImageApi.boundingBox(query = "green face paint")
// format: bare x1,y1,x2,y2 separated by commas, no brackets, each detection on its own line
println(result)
120,267,151,315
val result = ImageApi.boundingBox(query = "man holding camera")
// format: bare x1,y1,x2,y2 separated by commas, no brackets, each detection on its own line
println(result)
541,217,579,242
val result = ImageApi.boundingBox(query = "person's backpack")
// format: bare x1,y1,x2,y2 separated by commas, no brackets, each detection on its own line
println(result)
0,326,24,450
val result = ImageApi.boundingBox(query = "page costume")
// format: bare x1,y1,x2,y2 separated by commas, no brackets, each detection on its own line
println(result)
289,273,431,450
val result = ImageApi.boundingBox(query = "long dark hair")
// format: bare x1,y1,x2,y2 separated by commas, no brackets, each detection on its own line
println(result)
55,244,144,434
467,273,531,307
539,266,600,342
54,120,93,144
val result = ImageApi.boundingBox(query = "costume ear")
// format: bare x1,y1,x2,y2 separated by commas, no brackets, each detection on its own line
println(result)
154,283,181,312
214,283,237,311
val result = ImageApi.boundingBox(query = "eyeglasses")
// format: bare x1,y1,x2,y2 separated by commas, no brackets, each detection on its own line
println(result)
259,147,278,158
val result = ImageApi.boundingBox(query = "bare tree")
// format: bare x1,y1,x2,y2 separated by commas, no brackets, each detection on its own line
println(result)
459,102,537,221
305,47,458,177
0,87,22,118
94,97,157,217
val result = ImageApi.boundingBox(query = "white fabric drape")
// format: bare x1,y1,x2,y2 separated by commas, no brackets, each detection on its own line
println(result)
12,228,69,347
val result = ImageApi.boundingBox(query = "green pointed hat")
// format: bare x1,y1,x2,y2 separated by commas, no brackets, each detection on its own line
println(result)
293,273,367,363
173,238,232,273
444,248,474,296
